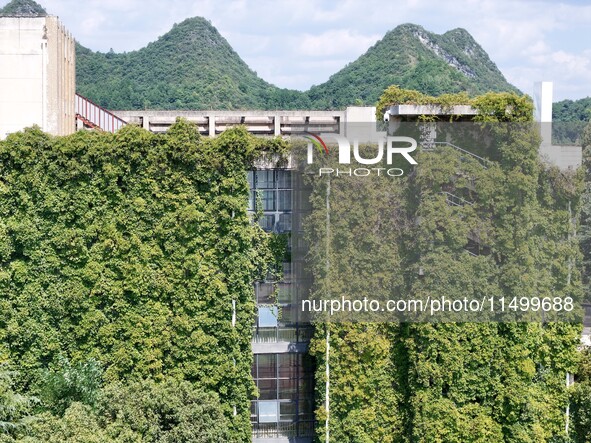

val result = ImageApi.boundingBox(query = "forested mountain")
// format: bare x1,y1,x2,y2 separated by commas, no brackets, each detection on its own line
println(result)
0,0,46,16
307,24,519,108
554,97,591,123
551,97,591,143
76,17,311,110
76,19,518,111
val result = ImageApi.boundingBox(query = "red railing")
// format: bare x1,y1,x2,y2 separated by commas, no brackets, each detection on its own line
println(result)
75,93,126,133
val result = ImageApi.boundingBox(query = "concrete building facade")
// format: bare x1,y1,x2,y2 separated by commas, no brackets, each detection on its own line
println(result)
0,15,75,139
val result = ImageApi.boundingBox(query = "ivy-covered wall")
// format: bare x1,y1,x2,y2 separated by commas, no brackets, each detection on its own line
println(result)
0,121,287,441
308,89,584,442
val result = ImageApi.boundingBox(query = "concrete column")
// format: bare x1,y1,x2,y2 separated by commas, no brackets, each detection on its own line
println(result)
534,82,553,160
209,114,215,137
274,115,280,136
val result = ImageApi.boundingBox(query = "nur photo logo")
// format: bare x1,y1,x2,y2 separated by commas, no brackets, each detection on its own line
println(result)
302,131,418,177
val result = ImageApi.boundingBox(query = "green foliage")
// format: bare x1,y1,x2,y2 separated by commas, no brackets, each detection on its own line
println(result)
96,378,233,442
471,92,534,122
554,97,591,123
0,368,37,437
38,357,102,415
19,378,232,443
19,403,107,443
75,18,311,111
578,121,591,299
307,111,581,441
0,120,283,441
308,24,518,110
552,97,591,144
76,21,517,111
376,85,533,121
310,324,402,443
267,233,290,275
570,348,591,442
0,0,46,16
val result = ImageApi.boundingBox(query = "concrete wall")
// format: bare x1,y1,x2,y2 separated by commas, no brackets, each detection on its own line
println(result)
0,16,75,139
113,109,351,136
534,82,582,170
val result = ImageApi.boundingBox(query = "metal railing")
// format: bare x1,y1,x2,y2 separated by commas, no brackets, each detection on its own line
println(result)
252,421,315,438
441,191,474,207
253,326,314,344
75,93,126,133
422,142,490,168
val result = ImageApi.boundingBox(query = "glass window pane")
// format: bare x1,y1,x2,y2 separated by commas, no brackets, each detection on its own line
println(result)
277,213,291,233
257,354,276,379
258,306,278,328
280,305,294,324
276,283,293,304
278,379,297,400
247,171,254,189
298,398,315,416
278,190,292,211
276,170,291,188
298,379,313,400
259,214,275,231
256,283,275,304
256,170,275,189
258,379,277,400
280,401,296,421
282,262,292,282
278,354,298,378
259,190,276,211
301,354,316,376
258,400,279,423
248,191,255,211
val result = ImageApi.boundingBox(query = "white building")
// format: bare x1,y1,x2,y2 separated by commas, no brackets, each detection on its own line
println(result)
0,13,75,138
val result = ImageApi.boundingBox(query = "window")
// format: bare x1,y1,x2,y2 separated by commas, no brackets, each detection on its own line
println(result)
276,283,293,304
255,170,275,189
260,190,276,211
258,214,275,231
276,170,291,188
277,213,291,232
280,402,296,421
278,354,298,378
256,283,275,304
258,400,279,423
258,379,278,400
257,354,277,379
279,378,297,400
258,306,278,328
278,190,292,211
248,191,255,211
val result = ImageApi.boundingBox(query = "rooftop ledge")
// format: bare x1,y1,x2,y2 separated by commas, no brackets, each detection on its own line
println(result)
387,104,478,116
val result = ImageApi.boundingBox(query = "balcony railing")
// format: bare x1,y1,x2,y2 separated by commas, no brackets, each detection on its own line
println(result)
75,93,126,133
252,421,315,438
253,326,314,343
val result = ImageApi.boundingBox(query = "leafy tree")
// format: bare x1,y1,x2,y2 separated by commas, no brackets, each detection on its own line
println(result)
0,368,36,439
95,378,233,442
570,348,591,442
19,403,107,443
19,378,232,443
37,357,102,415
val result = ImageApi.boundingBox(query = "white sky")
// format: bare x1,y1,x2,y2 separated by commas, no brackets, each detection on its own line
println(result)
34,0,591,101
